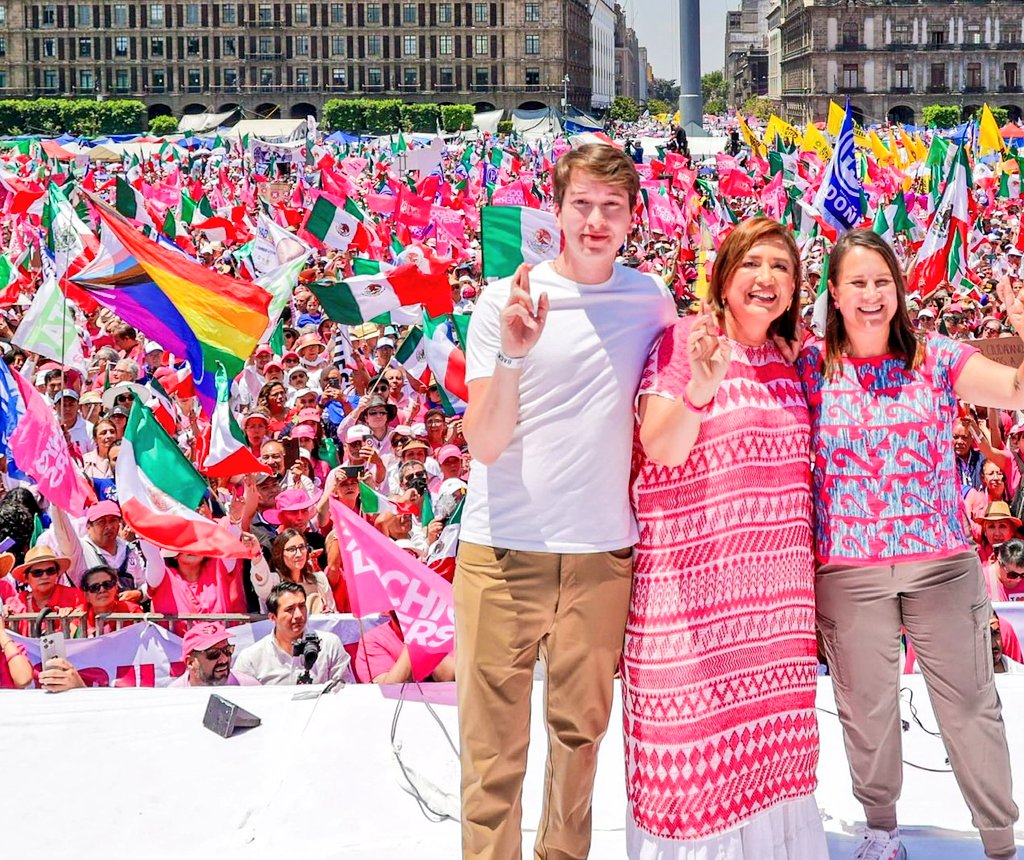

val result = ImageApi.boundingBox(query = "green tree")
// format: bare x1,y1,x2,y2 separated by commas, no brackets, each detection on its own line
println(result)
645,98,671,116
741,96,774,122
922,104,963,129
651,78,680,105
704,97,726,116
609,96,640,123
149,114,178,135
966,105,1009,126
702,71,728,105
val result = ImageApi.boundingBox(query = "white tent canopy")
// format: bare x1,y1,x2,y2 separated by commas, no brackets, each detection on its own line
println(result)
472,109,503,135
220,119,307,143
177,110,237,134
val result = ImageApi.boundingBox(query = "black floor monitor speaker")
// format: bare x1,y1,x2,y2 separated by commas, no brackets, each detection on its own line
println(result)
202,694,262,738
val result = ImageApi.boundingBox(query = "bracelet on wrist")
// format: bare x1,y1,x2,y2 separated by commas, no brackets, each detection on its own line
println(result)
682,384,714,414
495,351,526,371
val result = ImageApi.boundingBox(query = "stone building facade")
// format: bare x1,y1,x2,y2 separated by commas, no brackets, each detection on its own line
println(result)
0,0,594,120
778,0,1024,126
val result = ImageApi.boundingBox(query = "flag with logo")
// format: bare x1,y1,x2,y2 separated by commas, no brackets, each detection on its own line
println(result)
912,144,972,296
300,193,361,251
201,364,273,479
481,206,560,279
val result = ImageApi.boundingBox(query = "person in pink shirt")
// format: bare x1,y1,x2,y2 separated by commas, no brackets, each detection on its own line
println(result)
0,563,32,689
353,613,455,683
4,546,83,637
975,501,1022,566
966,461,1010,542
167,621,259,687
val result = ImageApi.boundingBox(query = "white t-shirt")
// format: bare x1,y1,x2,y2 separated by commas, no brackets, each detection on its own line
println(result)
461,260,674,553
233,629,354,686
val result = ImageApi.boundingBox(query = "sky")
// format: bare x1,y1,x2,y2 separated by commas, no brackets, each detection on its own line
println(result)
628,0,730,82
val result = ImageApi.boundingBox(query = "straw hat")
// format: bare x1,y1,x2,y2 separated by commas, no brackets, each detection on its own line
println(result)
975,501,1023,528
10,545,72,583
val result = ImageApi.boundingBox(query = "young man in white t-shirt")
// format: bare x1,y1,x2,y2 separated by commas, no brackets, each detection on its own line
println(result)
456,143,675,860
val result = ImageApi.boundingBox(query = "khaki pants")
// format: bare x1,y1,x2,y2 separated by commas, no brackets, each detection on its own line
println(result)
454,542,633,860
816,551,1018,859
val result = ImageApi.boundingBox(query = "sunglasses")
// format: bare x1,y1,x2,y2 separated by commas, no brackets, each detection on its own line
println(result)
199,645,234,661
404,472,427,483
27,565,60,578
365,409,389,417
1003,568,1024,581
84,579,117,594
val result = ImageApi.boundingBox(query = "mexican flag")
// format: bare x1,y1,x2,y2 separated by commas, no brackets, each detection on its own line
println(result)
201,364,273,479
359,482,397,515
395,326,432,385
116,397,249,557
481,206,560,279
422,313,469,415
309,260,452,324
912,145,971,296
871,193,915,245
114,177,156,229
300,193,361,250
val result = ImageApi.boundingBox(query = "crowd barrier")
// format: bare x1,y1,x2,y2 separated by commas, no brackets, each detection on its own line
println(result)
8,613,387,686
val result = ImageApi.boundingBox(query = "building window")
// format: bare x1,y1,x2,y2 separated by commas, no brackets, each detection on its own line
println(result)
296,67,309,87
404,67,417,86
475,67,489,87
439,66,453,86
895,62,910,89
258,35,272,55
223,36,236,56
115,68,129,91
185,3,199,24
841,21,858,47
403,35,416,56
330,3,343,23
402,3,416,23
150,37,163,57
75,4,90,25
332,66,345,87
526,66,540,87
151,69,165,90
1006,63,1019,89
42,37,55,57
0,37,6,57
841,63,858,89
475,34,489,56
473,3,487,24
294,3,308,22
331,35,344,56
525,34,540,55
79,36,91,56
43,68,57,89
930,63,946,88
892,23,910,45
41,4,56,25
295,35,310,55
966,63,982,89
929,28,947,47
368,66,382,86
366,3,381,24
148,4,163,25
0,72,7,87
0,6,5,25
112,3,127,25
525,3,540,23
258,3,272,24
187,35,200,56
224,68,237,87
966,26,982,45
114,36,128,57
78,69,93,91
437,3,451,24
221,4,236,24
367,34,381,55
188,68,201,89
439,34,452,55
260,67,273,85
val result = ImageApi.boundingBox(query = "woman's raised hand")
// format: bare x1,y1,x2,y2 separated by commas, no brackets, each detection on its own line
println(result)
686,302,732,405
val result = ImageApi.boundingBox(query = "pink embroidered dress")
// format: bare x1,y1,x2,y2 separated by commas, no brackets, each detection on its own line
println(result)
623,318,822,858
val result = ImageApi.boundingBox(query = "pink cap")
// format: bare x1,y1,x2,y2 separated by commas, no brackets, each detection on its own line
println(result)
86,500,122,523
295,407,321,424
290,424,316,440
253,344,273,357
181,621,232,659
436,444,463,464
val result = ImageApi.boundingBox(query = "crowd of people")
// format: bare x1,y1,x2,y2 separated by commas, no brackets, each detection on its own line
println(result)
0,114,1022,857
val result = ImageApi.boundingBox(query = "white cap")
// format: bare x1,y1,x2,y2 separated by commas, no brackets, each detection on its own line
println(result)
375,338,395,350
343,424,372,443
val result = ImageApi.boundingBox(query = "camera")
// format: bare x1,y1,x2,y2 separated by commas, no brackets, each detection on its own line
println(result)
292,632,321,684
406,473,429,496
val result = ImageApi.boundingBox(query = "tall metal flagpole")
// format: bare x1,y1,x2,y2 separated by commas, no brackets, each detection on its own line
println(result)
678,0,705,136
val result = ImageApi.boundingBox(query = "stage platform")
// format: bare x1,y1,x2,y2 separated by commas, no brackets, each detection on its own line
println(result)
3,676,1023,859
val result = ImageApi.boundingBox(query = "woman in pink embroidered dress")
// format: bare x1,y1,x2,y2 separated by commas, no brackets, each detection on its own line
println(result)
624,218,824,859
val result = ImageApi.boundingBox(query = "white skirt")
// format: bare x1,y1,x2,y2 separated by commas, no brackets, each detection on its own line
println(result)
626,794,829,860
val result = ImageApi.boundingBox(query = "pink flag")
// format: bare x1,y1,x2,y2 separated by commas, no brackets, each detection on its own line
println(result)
9,372,93,514
329,498,455,680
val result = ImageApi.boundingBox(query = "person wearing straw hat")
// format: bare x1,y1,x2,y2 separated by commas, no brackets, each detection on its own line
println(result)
0,553,32,688
3,546,80,636
975,500,1023,565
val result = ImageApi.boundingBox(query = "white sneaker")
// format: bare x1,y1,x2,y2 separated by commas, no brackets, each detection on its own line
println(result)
851,827,907,860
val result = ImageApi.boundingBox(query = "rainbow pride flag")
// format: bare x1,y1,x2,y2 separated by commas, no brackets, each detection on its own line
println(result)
74,200,269,414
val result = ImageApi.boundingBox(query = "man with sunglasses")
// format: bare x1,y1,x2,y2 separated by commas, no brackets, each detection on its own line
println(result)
169,621,258,687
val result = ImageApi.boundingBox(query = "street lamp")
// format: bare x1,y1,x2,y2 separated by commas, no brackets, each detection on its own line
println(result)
562,74,570,111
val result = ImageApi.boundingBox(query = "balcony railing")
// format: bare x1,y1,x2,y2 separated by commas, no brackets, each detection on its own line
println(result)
1000,84,1023,93
926,84,950,93
836,85,865,94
